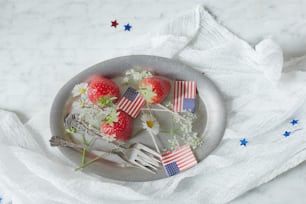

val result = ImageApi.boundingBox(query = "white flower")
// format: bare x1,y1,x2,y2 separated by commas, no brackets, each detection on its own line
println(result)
141,113,160,135
72,83,88,97
122,76,129,84
172,112,196,134
125,68,152,82
79,105,107,128
182,132,202,149
172,112,182,123
73,97,91,110
168,135,180,150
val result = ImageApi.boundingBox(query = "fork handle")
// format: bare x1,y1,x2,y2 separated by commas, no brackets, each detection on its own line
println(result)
50,136,133,167
50,136,123,153
64,113,131,150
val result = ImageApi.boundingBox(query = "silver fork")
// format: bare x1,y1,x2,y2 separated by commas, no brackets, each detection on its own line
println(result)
63,113,162,173
50,136,161,174
121,143,161,173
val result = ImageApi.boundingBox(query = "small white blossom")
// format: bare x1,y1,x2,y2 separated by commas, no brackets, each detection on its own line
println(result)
168,135,180,150
181,132,202,149
103,106,115,117
101,133,116,142
172,112,196,134
141,113,160,135
72,97,92,112
79,105,108,129
172,112,182,123
72,83,88,97
167,111,202,149
165,101,173,109
79,97,90,108
78,104,119,130
125,68,152,82
122,76,129,84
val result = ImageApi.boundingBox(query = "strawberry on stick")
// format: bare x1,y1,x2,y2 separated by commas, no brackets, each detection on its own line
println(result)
139,76,171,104
87,75,120,107
100,110,133,141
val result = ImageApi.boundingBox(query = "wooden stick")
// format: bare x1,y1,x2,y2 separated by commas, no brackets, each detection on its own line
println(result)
148,131,160,154
156,104,186,121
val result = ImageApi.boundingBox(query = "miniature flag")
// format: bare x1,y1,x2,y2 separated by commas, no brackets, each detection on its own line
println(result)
117,87,146,118
173,81,196,113
162,145,197,177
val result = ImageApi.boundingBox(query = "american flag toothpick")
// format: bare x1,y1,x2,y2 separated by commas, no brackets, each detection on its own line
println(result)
173,81,197,113
162,145,197,177
117,87,146,118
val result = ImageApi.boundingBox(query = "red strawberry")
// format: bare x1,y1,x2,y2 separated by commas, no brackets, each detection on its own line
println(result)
100,110,133,141
139,76,171,104
87,75,120,107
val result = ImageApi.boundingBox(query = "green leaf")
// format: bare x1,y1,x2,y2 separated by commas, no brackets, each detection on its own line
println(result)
102,108,119,126
139,86,156,103
65,127,77,134
97,96,116,108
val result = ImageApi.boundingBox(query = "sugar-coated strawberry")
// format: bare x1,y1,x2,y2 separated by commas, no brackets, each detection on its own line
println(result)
87,75,120,107
100,110,133,141
139,76,171,104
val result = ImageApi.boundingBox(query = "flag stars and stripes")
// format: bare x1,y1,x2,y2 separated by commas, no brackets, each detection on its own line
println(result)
173,81,197,113
117,87,146,118
161,145,197,177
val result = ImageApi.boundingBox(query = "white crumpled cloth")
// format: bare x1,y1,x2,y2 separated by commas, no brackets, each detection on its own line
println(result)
1,5,306,204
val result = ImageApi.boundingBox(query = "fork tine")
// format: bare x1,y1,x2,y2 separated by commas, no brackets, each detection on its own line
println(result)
137,151,160,167
147,155,161,164
134,143,161,159
133,160,156,174
138,159,158,170
136,160,158,172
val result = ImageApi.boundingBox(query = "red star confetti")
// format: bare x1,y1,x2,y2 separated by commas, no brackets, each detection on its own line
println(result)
111,20,119,28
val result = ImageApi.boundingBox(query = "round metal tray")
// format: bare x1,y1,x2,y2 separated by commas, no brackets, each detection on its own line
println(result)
50,55,226,181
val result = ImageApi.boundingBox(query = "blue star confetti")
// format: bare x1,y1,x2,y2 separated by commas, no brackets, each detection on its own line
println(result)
290,119,299,126
124,23,132,31
240,138,248,146
283,131,291,137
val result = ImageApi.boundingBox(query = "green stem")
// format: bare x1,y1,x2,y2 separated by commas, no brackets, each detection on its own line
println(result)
75,150,111,171
141,108,169,112
81,148,86,166
81,134,88,165
75,147,120,171
88,137,96,147
146,103,153,116
160,128,180,135
160,130,172,134
75,156,101,171
81,134,88,146
170,114,174,135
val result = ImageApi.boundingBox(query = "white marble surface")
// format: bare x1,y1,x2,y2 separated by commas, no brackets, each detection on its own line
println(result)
1,0,306,203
